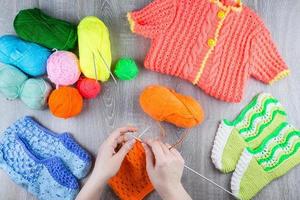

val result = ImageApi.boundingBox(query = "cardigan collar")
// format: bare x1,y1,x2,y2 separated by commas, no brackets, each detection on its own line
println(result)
210,0,243,12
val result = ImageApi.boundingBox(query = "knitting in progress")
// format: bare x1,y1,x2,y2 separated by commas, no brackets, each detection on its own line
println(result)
0,124,79,200
78,16,112,82
109,141,154,200
0,35,51,76
211,93,287,173
0,63,52,110
128,0,289,102
231,123,300,200
139,85,205,128
14,8,78,50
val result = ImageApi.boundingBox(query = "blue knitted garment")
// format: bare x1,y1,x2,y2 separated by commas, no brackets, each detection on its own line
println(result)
0,132,79,200
7,116,92,179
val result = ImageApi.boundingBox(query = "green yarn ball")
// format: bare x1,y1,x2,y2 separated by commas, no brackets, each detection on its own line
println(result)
0,63,28,100
114,58,139,80
20,78,52,110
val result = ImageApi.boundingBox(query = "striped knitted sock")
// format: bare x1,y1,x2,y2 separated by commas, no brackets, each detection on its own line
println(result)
211,93,287,173
231,123,300,200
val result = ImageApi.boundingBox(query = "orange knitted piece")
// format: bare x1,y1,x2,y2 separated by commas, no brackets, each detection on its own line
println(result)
139,85,204,128
128,0,290,103
109,142,154,200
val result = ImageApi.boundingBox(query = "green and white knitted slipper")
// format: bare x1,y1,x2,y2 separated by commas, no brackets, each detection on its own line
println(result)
231,122,300,200
211,93,287,173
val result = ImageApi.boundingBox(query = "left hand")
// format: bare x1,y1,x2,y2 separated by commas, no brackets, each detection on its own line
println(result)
90,126,137,186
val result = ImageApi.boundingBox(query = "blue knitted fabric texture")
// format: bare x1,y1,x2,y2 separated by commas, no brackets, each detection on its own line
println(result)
8,116,92,179
0,131,79,200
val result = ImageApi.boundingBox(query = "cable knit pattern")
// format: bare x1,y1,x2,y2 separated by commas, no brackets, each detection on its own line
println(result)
0,132,79,200
128,0,289,102
7,116,91,179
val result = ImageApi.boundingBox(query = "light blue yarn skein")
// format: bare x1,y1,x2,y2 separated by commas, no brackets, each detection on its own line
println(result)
0,63,28,100
0,35,51,76
0,63,52,110
20,78,52,110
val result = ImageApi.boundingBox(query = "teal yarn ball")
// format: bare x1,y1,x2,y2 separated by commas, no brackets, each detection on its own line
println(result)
114,58,139,80
20,78,52,110
0,63,28,100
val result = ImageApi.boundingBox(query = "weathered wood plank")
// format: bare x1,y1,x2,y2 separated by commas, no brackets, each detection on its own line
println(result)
0,0,300,199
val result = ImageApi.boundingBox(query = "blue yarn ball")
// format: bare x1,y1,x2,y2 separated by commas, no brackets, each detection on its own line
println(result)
0,35,51,76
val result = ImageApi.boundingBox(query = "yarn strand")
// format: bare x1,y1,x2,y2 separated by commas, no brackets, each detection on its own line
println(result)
128,132,238,199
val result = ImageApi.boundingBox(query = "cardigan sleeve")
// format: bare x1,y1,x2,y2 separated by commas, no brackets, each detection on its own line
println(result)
249,24,290,85
127,0,177,39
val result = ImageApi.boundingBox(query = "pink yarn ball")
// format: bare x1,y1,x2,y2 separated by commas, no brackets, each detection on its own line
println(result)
47,51,81,86
76,77,101,99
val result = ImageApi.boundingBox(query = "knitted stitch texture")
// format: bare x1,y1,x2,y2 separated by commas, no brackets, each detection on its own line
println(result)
7,116,91,179
0,131,79,200
231,123,300,200
109,142,154,200
128,0,289,102
211,93,287,173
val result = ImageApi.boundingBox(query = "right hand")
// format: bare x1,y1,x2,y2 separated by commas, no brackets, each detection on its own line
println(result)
143,139,192,200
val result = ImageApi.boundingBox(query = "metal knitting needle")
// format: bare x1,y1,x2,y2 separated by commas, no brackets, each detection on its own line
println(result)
97,49,118,85
92,53,99,81
127,134,238,199
183,165,237,198
138,126,151,138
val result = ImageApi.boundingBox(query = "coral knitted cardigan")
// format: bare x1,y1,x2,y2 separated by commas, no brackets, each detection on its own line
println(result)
128,0,290,103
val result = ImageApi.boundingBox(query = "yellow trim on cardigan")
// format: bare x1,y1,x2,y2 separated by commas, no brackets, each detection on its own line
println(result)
210,0,243,12
269,70,290,85
127,13,135,33
193,8,231,85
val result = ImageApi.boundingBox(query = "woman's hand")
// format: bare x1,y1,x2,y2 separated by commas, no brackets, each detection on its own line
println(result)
143,140,192,200
91,126,137,184
76,126,137,200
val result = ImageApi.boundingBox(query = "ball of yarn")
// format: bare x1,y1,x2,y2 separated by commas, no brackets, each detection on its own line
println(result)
48,87,83,119
47,51,81,86
0,63,28,100
114,58,139,80
76,77,101,99
78,16,112,81
139,85,205,128
0,35,51,76
20,78,52,110
14,8,77,50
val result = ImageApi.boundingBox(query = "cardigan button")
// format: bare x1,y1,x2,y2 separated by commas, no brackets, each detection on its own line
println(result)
217,10,226,19
208,39,216,47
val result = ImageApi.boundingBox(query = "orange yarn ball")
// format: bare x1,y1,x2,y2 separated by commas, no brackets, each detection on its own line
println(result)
48,86,83,119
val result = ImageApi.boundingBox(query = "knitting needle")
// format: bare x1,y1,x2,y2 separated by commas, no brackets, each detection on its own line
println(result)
138,126,151,138
183,165,236,198
92,53,99,81
127,134,238,199
97,49,118,85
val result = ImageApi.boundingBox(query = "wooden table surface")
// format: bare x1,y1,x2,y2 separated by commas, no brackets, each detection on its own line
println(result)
0,0,300,199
